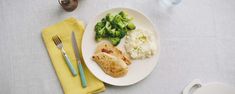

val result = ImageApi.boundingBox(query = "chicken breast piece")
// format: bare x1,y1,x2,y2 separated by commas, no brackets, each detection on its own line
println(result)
95,41,132,65
92,52,128,77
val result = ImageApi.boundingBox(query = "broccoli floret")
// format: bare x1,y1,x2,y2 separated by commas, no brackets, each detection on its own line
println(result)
115,31,122,37
120,30,127,38
106,13,114,22
110,20,119,29
115,29,126,38
96,27,106,37
95,35,103,41
119,11,128,18
107,29,115,37
109,37,121,46
101,18,106,23
119,11,132,22
95,22,105,32
127,22,136,30
113,15,127,28
105,22,113,36
123,26,128,31
106,28,121,38
105,21,112,30
107,28,127,38
95,21,107,41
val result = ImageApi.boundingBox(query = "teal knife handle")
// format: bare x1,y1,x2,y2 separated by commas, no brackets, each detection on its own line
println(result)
78,61,87,88
62,49,77,76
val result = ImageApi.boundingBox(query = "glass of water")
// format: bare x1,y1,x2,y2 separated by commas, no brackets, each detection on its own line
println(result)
160,0,181,7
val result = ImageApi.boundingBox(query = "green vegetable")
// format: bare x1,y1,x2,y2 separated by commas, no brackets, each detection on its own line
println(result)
107,29,118,37
94,11,136,46
95,35,103,41
113,15,128,28
117,28,126,38
119,11,128,19
127,22,136,30
96,28,106,37
105,21,112,30
95,22,105,31
109,37,121,46
106,13,114,22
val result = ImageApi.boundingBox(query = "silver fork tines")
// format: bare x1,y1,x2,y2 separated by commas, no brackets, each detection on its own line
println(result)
52,35,63,49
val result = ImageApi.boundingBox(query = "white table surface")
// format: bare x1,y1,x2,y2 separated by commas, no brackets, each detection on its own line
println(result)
0,0,235,94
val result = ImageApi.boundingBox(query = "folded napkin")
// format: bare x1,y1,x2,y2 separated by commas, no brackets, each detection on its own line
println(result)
42,18,105,94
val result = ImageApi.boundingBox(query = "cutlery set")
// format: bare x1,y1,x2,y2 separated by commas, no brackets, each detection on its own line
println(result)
52,31,87,88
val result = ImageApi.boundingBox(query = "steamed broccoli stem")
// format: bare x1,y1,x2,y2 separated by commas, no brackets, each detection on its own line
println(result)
127,22,136,30
113,15,127,28
109,37,121,46
105,21,112,30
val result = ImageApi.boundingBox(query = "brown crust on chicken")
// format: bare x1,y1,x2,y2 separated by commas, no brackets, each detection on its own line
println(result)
95,41,132,65
92,52,128,77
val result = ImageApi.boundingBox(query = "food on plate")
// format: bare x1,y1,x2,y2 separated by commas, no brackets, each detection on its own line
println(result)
94,11,136,46
125,29,157,59
92,52,128,77
95,41,131,65
92,41,131,77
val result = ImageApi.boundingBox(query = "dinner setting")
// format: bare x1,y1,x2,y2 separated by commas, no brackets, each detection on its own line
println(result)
0,0,235,94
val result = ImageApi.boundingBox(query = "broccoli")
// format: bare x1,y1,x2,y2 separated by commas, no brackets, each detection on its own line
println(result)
94,11,136,46
101,18,106,23
110,20,119,29
108,27,128,38
127,22,136,30
106,28,123,38
115,28,126,38
119,11,128,18
95,35,103,41
107,29,115,37
115,31,122,37
95,22,105,31
119,11,132,22
105,21,112,30
109,37,121,46
96,27,106,37
113,15,128,29
106,13,114,22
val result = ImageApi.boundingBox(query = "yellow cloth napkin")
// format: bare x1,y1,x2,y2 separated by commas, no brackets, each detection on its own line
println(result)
42,18,105,94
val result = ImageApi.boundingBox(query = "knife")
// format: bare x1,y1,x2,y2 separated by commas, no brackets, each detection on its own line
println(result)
71,31,87,88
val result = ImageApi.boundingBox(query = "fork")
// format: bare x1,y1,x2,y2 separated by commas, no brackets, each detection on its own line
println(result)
52,35,78,76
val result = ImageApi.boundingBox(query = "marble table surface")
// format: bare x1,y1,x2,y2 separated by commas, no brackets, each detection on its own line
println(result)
0,0,235,94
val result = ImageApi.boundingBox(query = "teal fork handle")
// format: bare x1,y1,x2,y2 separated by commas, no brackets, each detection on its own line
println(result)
78,62,87,88
63,53,78,76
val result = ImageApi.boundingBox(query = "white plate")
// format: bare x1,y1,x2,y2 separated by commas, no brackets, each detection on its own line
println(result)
82,8,160,86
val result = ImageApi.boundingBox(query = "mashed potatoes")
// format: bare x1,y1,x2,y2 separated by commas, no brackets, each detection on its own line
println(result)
125,29,157,59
